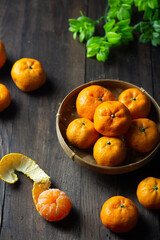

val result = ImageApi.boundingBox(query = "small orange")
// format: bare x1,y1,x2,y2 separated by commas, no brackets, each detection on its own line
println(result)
101,196,138,233
93,136,126,166
125,118,159,153
0,84,11,112
137,177,160,209
94,101,131,136
0,40,7,69
66,118,100,149
76,85,115,121
36,188,72,221
118,88,151,119
11,58,46,92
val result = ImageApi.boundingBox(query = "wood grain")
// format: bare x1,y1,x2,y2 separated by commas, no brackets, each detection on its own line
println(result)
0,0,160,240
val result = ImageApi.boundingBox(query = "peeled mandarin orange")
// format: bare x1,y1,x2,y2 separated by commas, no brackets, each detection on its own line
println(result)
94,101,131,136
36,188,72,221
76,85,115,121
0,153,72,222
11,58,46,92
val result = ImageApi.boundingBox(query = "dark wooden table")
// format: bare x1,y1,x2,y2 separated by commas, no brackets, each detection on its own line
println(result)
0,1,160,240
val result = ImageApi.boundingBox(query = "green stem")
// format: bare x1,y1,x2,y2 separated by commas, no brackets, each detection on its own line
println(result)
104,3,109,23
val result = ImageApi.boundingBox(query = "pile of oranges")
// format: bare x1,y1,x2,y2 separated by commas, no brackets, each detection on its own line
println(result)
0,40,46,112
66,84,160,233
66,84,159,167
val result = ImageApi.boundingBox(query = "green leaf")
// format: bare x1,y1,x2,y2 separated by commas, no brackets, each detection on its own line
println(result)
143,7,153,20
107,32,122,44
96,49,109,62
153,20,160,33
117,19,131,29
73,32,77,40
79,31,85,42
103,19,115,33
117,6,131,20
148,0,158,9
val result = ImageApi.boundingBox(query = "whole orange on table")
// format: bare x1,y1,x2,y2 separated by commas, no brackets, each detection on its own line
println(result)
125,118,159,153
0,83,11,112
76,85,115,121
94,101,131,136
66,118,100,149
11,58,46,92
93,136,126,166
118,88,151,119
0,40,7,69
137,177,160,209
101,196,138,233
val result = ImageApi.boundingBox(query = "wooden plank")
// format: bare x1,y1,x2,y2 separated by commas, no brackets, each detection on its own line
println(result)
0,0,86,239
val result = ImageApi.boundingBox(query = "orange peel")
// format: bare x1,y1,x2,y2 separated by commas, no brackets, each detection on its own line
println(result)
0,153,72,222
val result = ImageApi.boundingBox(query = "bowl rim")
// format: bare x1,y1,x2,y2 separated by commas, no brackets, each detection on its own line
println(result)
56,79,160,174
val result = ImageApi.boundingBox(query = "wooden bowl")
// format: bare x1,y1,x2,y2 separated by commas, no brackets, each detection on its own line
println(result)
56,79,160,174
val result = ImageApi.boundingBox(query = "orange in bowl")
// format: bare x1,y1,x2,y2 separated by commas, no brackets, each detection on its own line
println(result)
94,101,131,136
118,88,151,119
11,58,46,92
76,85,115,121
125,118,159,153
66,118,100,149
101,196,138,233
93,136,126,166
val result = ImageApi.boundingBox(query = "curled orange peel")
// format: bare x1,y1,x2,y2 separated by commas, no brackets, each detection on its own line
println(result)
0,153,71,221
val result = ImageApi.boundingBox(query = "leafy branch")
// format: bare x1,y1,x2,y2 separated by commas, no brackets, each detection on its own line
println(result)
68,0,160,62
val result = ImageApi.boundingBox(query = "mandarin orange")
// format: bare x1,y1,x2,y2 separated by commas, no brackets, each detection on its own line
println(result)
0,84,11,112
76,85,115,121
94,101,131,136
0,40,7,69
66,118,100,149
11,58,46,92
118,88,151,119
101,196,138,233
137,177,160,209
93,136,126,166
125,118,159,152
36,188,72,221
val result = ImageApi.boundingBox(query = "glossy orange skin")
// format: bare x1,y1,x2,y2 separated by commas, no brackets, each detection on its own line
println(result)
101,196,138,233
76,85,115,121
93,136,126,166
118,88,151,119
66,118,100,149
137,177,160,209
94,101,131,136
0,40,7,69
125,118,159,153
0,84,11,112
37,188,72,221
11,58,46,92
